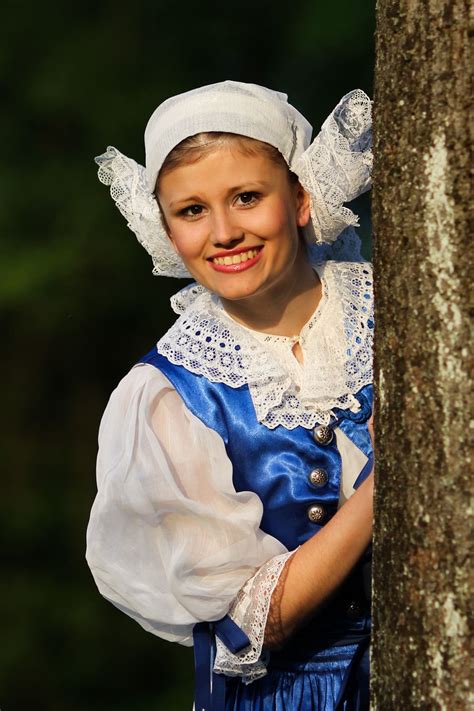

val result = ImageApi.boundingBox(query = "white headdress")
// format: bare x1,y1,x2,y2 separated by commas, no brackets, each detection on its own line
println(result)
95,80,372,278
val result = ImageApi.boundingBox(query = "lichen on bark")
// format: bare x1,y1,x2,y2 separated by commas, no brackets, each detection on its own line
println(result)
371,1,473,709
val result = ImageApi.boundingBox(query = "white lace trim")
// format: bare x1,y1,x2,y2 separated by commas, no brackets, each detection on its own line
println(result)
214,551,294,684
95,90,371,278
158,260,373,430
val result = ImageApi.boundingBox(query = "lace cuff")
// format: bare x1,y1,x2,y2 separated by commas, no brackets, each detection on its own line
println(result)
213,550,295,684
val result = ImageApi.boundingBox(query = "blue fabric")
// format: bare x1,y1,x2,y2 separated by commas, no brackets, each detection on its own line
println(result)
334,385,374,489
193,622,213,711
214,615,251,653
334,636,370,710
225,642,366,710
194,617,251,711
194,623,370,711
139,349,373,710
141,350,373,550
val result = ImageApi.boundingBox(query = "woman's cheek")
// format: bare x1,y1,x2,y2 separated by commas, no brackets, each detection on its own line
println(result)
170,224,204,259
244,204,287,237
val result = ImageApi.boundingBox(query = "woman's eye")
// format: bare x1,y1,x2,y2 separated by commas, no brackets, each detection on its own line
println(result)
236,192,259,206
180,204,203,218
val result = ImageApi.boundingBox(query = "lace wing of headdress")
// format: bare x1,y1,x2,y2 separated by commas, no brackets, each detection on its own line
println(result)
294,89,372,243
95,147,191,278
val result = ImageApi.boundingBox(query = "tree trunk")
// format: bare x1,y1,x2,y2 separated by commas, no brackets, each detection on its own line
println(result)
371,1,472,709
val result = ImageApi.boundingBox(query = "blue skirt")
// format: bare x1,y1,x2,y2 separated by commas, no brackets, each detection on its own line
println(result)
225,642,366,710
194,572,371,711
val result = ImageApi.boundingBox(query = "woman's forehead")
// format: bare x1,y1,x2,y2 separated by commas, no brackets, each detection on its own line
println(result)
158,147,288,202
157,135,289,192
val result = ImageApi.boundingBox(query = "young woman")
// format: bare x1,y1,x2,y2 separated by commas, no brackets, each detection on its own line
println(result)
86,80,374,710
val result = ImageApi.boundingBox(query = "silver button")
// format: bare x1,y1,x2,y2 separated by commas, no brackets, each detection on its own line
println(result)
308,468,328,488
346,601,363,619
307,504,326,523
313,425,334,446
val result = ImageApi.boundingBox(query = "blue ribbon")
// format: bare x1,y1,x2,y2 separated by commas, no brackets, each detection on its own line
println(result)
214,615,251,652
193,615,250,711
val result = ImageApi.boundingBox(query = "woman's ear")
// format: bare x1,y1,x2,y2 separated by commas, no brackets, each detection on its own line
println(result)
155,193,180,253
167,231,180,255
295,183,311,227
163,220,180,255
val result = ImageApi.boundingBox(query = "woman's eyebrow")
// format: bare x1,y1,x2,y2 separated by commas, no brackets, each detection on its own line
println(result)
226,180,269,194
169,181,270,208
169,195,203,208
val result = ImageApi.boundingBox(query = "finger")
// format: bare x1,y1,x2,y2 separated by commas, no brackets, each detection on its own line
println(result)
367,414,375,448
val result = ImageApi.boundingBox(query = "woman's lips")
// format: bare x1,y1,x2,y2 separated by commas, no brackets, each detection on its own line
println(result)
208,247,263,273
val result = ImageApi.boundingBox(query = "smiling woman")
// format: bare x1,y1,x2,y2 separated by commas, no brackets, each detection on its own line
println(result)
157,139,317,328
87,80,374,711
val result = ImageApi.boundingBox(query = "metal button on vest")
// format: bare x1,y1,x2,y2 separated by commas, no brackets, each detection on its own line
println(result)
313,425,334,446
307,504,326,524
308,468,328,488
346,601,363,619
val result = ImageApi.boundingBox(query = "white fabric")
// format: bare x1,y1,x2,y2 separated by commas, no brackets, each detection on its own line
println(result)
86,365,370,682
86,365,288,647
94,87,372,278
294,88,372,243
336,428,368,506
144,80,313,191
158,260,373,429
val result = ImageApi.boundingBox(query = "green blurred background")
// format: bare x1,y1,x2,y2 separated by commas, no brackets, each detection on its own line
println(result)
1,2,374,709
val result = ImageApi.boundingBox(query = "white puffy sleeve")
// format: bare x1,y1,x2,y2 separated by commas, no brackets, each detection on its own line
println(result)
86,363,291,680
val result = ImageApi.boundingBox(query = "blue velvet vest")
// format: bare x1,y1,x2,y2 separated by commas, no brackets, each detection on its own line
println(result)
140,348,373,646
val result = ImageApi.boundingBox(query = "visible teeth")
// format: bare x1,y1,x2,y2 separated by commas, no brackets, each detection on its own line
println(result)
213,248,259,265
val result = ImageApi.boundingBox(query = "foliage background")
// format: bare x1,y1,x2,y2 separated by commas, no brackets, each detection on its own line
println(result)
1,2,374,709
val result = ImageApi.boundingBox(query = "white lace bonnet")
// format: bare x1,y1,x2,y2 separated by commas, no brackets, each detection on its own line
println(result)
95,80,372,278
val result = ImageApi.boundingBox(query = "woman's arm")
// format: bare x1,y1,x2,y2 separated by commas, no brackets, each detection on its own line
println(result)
264,471,374,648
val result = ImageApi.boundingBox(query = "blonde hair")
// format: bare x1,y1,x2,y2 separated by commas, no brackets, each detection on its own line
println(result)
156,132,298,190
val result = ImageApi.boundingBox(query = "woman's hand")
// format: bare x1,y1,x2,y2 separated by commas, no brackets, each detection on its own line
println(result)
368,412,375,452
364,411,375,489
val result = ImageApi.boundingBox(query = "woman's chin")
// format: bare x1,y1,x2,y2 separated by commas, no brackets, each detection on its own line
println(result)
212,283,262,302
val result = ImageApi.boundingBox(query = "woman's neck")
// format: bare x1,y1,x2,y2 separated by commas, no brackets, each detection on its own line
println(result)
220,251,322,337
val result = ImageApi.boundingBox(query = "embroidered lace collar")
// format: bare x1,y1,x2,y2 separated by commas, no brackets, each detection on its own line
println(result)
158,260,373,430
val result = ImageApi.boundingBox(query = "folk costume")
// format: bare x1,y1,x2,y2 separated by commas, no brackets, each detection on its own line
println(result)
86,82,374,710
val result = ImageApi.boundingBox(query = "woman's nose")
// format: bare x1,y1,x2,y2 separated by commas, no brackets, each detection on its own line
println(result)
209,210,244,247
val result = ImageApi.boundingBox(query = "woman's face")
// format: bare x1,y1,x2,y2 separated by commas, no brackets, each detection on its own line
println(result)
157,145,310,305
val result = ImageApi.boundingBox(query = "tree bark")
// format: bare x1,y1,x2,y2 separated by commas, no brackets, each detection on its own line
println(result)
371,1,473,709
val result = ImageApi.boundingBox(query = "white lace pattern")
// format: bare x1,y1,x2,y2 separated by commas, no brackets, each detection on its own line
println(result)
214,551,295,683
95,147,191,278
294,89,372,244
158,260,373,430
